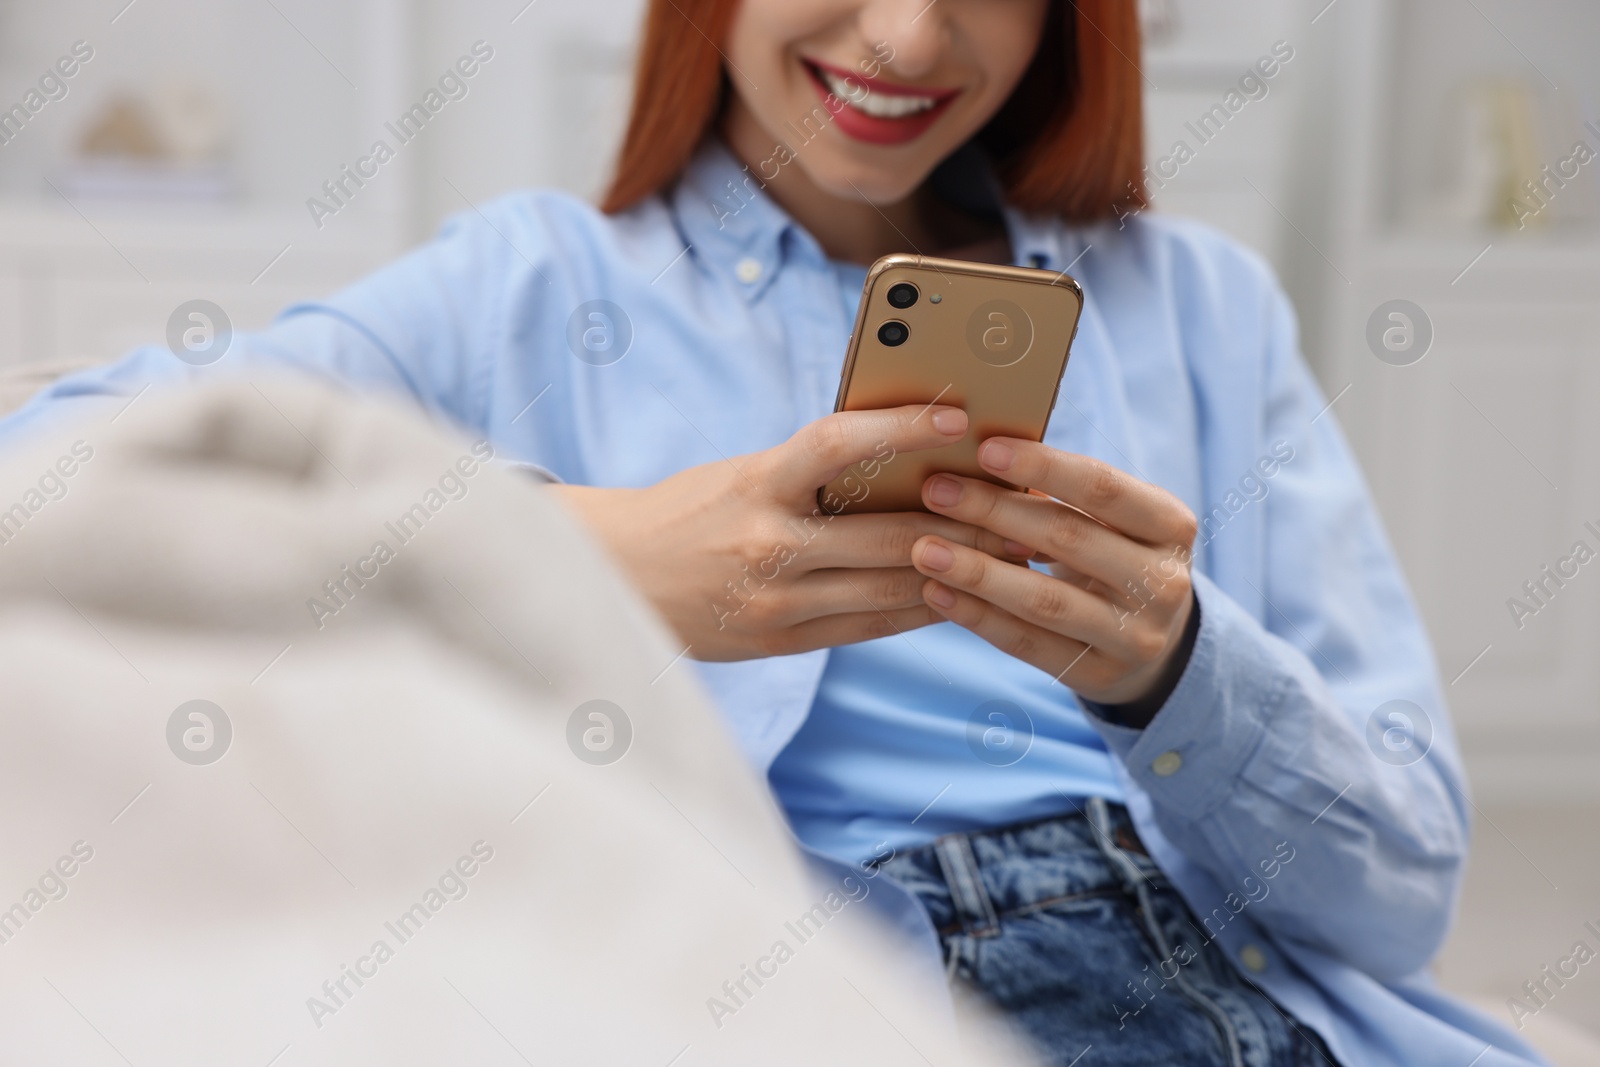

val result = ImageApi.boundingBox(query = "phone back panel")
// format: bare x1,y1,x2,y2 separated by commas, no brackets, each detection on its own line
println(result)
821,254,1083,514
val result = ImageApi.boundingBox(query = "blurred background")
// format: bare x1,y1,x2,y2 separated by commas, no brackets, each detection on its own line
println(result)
0,0,1595,1045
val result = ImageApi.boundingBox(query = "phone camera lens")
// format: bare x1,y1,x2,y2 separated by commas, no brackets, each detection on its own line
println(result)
886,282,919,309
878,320,909,347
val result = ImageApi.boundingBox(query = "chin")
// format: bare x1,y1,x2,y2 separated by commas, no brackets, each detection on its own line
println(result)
803,152,929,207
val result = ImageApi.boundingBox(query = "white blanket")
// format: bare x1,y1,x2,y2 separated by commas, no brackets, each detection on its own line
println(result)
0,376,1032,1066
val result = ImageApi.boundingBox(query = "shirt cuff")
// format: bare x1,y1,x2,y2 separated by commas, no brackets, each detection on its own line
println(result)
1081,570,1287,817
1082,589,1202,729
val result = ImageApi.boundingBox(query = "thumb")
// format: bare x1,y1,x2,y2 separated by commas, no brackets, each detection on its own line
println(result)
764,404,968,498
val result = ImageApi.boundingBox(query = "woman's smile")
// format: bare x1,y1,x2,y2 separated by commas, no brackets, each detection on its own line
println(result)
800,55,962,144
715,0,1049,229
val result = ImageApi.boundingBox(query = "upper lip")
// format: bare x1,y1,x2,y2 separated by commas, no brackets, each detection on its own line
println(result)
801,56,962,102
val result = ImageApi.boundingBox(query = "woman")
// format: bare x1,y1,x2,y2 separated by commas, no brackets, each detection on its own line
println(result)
0,2,1548,1065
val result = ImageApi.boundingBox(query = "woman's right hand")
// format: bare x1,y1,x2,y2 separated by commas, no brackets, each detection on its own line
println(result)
551,404,1026,661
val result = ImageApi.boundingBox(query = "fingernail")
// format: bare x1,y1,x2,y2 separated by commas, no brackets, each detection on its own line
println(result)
1004,540,1032,557
920,542,955,572
926,476,962,507
926,583,956,609
930,408,967,436
980,440,1015,472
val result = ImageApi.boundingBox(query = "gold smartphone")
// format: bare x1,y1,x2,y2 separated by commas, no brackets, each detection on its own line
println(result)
821,254,1084,514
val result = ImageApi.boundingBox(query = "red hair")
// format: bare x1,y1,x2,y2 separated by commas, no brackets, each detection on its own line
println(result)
601,0,1145,221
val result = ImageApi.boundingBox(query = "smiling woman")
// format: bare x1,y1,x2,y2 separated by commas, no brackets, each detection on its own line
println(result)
602,0,1143,224
0,1,1555,1065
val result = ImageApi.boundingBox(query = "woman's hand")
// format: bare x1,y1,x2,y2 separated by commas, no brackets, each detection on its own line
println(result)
551,405,1024,662
911,438,1199,707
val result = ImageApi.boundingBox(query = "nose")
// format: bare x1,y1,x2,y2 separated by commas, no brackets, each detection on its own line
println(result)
856,0,951,81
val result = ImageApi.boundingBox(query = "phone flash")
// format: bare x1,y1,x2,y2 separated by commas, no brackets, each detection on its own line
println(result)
930,294,943,304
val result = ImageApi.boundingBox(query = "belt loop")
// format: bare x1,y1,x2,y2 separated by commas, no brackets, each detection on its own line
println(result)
1087,796,1149,895
932,833,1000,939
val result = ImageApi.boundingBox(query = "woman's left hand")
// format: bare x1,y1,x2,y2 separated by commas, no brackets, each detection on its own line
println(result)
911,438,1199,707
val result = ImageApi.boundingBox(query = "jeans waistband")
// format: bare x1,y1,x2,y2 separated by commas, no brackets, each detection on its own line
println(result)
876,798,1162,938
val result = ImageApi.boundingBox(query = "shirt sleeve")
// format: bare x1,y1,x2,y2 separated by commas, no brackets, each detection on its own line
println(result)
1085,278,1468,982
0,200,551,452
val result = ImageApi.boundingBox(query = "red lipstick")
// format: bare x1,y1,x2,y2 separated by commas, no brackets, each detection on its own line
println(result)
800,57,961,147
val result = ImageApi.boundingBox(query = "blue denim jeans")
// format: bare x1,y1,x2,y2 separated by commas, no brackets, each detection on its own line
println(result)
877,798,1338,1067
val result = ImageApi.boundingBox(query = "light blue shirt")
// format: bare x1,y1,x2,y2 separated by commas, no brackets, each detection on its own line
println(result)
0,141,1547,1067
771,605,1124,862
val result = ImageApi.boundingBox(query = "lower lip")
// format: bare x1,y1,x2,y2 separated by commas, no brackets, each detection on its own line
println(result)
804,64,956,147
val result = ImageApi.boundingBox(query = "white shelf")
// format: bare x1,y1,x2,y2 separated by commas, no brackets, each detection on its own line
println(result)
0,197,405,255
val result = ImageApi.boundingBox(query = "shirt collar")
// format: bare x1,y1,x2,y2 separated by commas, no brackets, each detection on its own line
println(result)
670,138,801,303
669,137,1070,296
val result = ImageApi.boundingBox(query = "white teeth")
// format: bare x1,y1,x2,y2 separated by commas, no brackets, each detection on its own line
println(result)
819,69,939,119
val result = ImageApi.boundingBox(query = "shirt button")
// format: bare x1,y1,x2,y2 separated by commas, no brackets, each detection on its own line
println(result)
735,257,763,284
1151,751,1183,777
1240,944,1269,973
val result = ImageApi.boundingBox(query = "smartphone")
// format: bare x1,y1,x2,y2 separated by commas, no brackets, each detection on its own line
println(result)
820,254,1084,514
